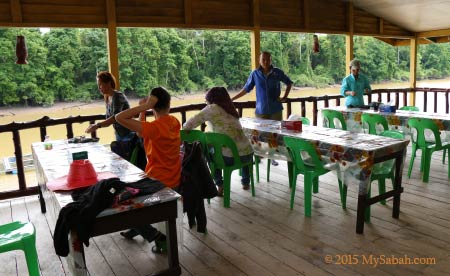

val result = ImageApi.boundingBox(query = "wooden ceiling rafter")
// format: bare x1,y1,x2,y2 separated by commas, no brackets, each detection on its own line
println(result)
0,0,448,47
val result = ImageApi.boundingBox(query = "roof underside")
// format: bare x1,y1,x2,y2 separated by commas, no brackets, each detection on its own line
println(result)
0,0,449,45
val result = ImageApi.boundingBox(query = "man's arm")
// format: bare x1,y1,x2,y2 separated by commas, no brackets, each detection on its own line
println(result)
233,71,255,101
280,83,293,102
138,97,148,122
231,88,247,101
340,77,355,96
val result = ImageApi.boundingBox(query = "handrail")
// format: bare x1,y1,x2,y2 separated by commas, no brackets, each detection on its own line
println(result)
0,87,449,199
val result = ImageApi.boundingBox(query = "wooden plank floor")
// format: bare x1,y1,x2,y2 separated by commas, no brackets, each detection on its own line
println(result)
1,148,449,276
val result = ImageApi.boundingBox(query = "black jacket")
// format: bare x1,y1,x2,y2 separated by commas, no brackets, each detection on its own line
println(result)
54,178,165,256
179,141,217,233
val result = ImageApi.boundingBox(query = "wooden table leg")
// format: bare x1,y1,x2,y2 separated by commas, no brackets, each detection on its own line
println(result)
38,185,46,213
392,149,405,218
152,218,181,276
356,194,366,234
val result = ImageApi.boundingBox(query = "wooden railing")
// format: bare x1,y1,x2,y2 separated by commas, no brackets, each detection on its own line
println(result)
0,87,449,199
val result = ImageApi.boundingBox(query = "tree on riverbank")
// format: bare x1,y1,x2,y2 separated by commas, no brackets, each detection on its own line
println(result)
0,28,449,106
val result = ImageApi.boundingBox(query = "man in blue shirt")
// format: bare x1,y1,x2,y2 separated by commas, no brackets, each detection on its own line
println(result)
232,51,293,121
232,51,293,166
340,59,371,107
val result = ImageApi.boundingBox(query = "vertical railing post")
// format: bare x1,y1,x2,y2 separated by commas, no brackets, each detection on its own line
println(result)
433,90,438,113
286,101,292,119
181,111,187,125
66,123,74,139
423,89,428,112
446,90,450,114
301,101,306,117
39,126,47,142
312,99,318,126
12,129,27,191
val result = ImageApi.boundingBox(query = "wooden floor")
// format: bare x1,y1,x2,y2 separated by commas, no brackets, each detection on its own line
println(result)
1,148,449,276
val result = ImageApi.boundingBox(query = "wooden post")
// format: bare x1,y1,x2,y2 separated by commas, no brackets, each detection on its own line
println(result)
106,0,120,89
345,2,354,75
251,0,260,70
409,37,418,106
251,30,260,70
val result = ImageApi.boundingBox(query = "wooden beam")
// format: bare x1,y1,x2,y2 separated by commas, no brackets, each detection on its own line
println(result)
435,36,450,43
345,2,354,75
252,0,260,28
424,37,438,43
184,0,192,26
417,28,450,38
375,37,395,45
106,0,120,89
251,29,260,70
387,37,431,46
250,0,260,70
409,37,417,106
303,0,310,29
379,18,383,34
10,0,22,23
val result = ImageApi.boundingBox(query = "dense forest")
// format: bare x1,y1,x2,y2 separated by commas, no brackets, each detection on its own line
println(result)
0,28,449,106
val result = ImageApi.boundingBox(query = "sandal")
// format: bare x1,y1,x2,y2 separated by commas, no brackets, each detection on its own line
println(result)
120,229,139,240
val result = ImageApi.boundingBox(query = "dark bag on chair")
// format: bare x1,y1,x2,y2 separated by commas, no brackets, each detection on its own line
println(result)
111,134,147,171
179,141,217,233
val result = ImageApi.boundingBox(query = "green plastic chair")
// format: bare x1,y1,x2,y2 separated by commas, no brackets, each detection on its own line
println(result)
397,110,448,165
283,136,347,217
255,116,311,183
204,132,255,208
180,129,207,155
322,109,347,130
361,113,389,135
399,106,419,111
365,130,405,222
407,118,450,182
0,221,39,276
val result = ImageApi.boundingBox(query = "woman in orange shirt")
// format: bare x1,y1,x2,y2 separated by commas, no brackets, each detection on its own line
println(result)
115,87,181,245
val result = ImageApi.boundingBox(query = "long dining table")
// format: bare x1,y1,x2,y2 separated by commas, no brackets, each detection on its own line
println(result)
321,106,450,135
240,117,410,234
32,139,181,276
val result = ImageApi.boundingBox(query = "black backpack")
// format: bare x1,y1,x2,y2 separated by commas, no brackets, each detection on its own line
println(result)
110,134,147,171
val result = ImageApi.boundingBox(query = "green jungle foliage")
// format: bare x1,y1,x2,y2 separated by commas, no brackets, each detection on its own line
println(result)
0,28,449,106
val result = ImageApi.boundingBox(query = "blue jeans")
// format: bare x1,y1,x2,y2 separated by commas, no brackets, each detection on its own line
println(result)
214,153,253,186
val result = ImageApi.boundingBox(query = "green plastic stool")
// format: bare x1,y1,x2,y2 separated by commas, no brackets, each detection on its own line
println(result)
283,136,347,216
361,113,389,135
205,132,255,208
0,221,39,276
322,109,347,130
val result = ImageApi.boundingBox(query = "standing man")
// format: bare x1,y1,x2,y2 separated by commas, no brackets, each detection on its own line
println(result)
232,51,293,166
340,59,371,107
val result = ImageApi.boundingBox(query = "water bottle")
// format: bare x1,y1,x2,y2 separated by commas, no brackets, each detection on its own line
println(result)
44,135,53,150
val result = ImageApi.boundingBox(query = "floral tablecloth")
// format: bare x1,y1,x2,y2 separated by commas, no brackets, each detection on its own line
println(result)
322,106,450,138
240,117,409,195
32,140,181,276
